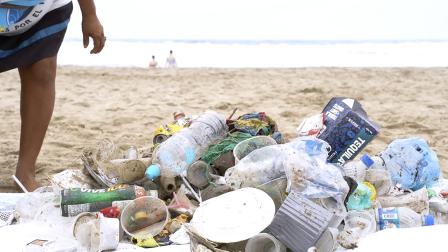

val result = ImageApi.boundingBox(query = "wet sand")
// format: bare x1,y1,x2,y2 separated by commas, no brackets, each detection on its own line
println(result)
1,67,447,191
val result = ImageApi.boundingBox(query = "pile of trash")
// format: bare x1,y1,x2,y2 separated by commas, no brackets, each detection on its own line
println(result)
1,97,447,252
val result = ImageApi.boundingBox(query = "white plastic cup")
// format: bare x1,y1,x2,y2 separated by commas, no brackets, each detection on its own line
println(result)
245,233,286,252
90,216,120,252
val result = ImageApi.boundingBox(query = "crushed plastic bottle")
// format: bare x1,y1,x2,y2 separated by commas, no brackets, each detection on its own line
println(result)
225,137,349,205
377,187,429,214
379,138,440,190
342,154,384,182
146,111,228,180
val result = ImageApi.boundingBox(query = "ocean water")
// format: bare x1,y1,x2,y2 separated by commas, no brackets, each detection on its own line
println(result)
58,40,448,68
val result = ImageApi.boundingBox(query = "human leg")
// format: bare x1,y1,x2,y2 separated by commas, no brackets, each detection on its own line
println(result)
15,56,57,191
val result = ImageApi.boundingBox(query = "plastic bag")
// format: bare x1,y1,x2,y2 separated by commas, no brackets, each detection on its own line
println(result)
284,138,350,205
380,138,440,190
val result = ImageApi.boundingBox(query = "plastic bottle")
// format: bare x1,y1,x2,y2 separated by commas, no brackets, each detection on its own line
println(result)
374,207,434,230
146,111,228,180
342,154,385,182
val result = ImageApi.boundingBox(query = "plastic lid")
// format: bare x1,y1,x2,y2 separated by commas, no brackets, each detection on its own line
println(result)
424,214,435,226
360,154,374,168
145,164,161,180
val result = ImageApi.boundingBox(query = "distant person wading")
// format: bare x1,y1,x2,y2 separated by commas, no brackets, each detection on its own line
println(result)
165,50,177,68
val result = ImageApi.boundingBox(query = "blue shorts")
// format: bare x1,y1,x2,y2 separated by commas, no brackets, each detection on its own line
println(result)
0,2,72,72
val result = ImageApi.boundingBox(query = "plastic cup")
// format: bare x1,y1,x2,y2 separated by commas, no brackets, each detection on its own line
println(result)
233,136,277,163
120,196,169,239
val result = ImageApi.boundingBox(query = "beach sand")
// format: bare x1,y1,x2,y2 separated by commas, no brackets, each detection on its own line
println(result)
1,67,447,192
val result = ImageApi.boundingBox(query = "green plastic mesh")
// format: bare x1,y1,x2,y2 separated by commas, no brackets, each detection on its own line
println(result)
201,132,253,164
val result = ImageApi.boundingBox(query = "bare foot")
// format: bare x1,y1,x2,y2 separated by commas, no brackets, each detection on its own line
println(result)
14,172,41,192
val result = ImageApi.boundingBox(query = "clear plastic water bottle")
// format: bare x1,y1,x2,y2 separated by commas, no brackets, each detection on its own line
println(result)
374,207,434,230
146,111,228,180
343,154,385,182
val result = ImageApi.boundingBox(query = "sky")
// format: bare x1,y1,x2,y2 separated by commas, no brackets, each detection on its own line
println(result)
65,0,448,41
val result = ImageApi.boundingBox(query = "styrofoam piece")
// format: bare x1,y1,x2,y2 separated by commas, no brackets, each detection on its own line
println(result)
190,187,275,243
267,191,335,252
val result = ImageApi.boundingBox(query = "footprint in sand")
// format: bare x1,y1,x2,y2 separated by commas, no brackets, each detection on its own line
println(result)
73,102,91,108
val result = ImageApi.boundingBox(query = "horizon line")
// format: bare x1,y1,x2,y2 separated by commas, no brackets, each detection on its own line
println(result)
64,38,448,44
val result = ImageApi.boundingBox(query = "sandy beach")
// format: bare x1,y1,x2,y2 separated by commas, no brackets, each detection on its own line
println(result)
1,67,447,192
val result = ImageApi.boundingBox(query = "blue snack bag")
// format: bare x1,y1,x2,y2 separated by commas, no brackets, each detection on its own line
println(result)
318,97,380,166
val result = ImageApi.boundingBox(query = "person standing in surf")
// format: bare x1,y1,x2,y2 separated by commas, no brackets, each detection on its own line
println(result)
0,0,106,191
165,50,177,68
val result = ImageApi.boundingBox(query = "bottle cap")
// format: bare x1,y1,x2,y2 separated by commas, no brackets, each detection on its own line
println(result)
424,214,435,226
360,154,374,168
145,164,161,180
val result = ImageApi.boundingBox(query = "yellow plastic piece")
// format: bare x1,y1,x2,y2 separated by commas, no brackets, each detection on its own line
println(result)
132,236,159,248
363,181,377,201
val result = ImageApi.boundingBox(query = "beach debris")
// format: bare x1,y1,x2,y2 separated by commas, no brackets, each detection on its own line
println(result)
4,105,448,252
377,188,429,214
50,169,97,189
82,139,151,187
189,188,275,243
146,111,228,181
60,185,146,217
379,137,440,190
152,111,192,145
346,182,376,211
318,97,380,166
245,233,286,252
296,113,324,137
267,191,343,252
72,213,120,252
225,137,349,205
120,196,169,239
232,135,277,164
228,112,283,143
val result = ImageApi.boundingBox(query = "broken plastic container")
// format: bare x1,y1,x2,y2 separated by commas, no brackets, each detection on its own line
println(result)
380,138,440,190
267,191,343,252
